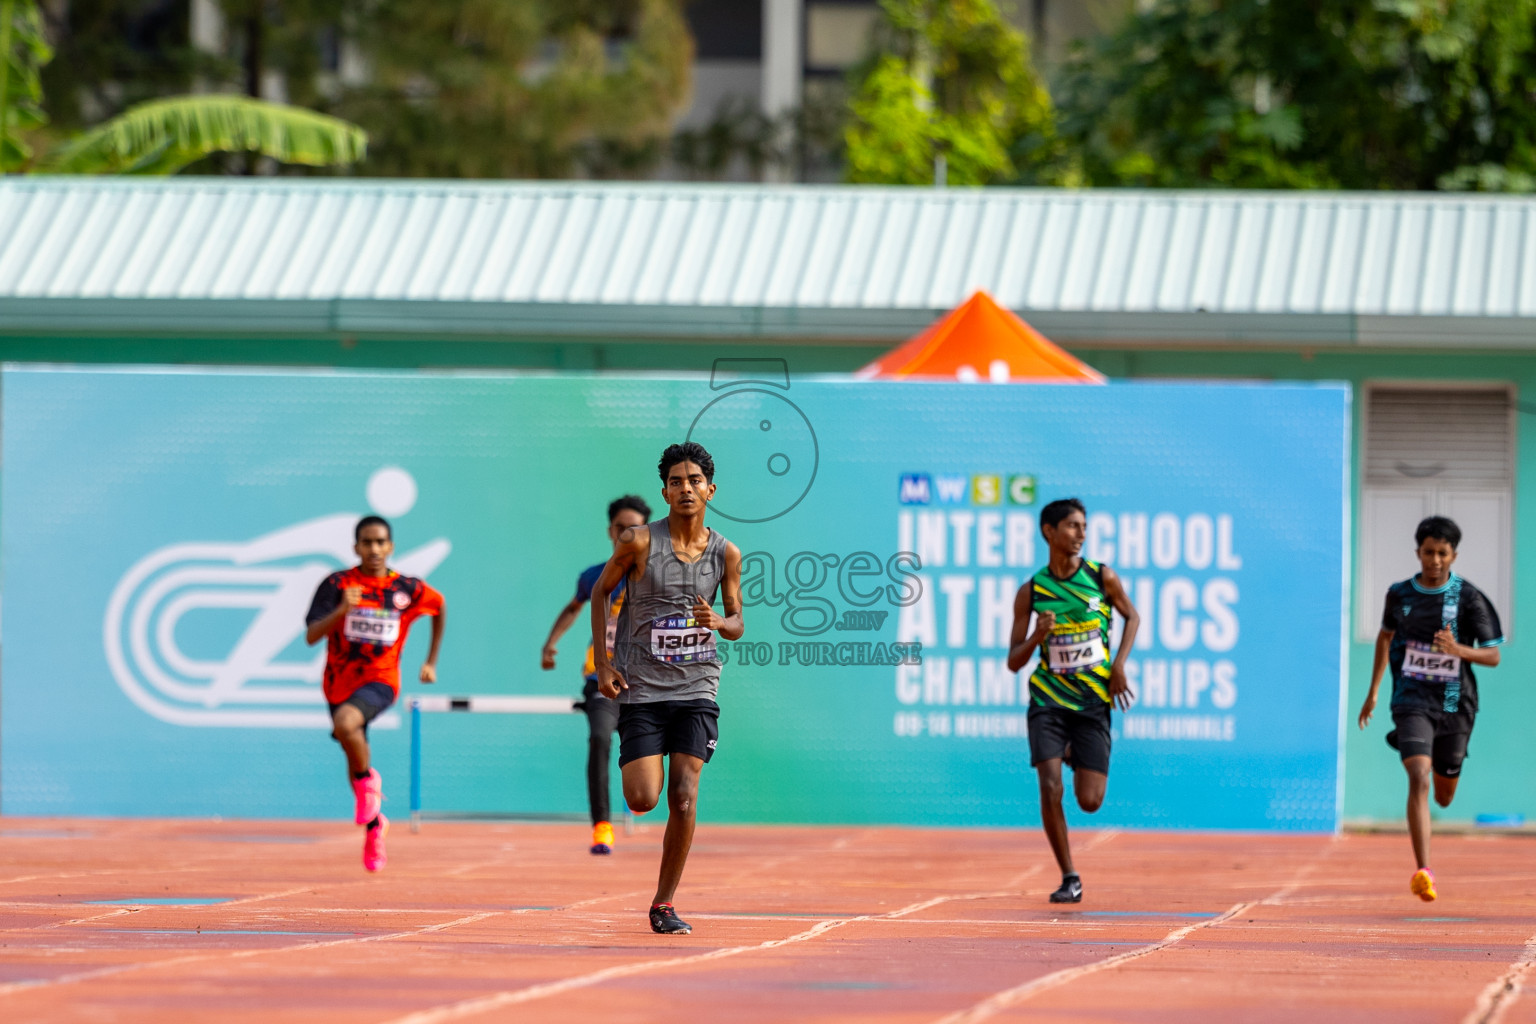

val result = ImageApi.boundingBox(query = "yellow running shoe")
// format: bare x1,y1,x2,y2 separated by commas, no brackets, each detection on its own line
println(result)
1411,868,1437,901
591,821,614,856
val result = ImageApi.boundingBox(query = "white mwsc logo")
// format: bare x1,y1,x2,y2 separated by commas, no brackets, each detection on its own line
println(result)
102,468,449,728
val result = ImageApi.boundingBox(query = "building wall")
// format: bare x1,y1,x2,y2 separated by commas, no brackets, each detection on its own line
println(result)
1070,345,1536,826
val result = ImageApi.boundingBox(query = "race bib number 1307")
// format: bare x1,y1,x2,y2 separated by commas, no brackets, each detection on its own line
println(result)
650,615,717,664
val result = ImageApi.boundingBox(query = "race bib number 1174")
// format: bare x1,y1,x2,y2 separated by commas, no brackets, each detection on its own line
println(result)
1046,629,1107,674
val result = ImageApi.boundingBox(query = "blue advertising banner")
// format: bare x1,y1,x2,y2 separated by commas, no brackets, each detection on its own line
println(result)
1,367,1349,830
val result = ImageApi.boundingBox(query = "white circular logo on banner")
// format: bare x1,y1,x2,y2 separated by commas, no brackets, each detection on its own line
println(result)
367,466,418,518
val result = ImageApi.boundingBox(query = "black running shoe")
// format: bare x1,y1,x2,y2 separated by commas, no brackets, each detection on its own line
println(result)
649,903,692,934
1386,729,1400,751
1049,875,1083,904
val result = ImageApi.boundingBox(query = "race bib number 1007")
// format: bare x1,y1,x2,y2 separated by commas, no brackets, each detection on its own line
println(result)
650,615,717,664
344,607,401,646
1403,640,1460,684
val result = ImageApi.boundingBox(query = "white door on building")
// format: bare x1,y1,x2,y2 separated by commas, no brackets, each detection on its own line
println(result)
1356,385,1515,640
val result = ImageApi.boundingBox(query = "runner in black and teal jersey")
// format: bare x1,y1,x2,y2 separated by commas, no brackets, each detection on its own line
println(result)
1007,498,1139,904
1357,515,1504,902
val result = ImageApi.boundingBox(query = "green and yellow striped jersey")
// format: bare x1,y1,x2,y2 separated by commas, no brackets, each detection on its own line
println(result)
1027,560,1113,712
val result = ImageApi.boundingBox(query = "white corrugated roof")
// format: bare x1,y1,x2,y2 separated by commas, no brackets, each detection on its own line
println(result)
2,177,1534,343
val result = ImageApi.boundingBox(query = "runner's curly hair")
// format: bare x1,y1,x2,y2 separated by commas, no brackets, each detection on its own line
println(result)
355,515,392,541
658,441,715,484
608,494,653,523
1038,498,1086,534
1415,515,1461,551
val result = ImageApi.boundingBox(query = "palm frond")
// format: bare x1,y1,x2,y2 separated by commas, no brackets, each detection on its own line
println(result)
43,95,367,174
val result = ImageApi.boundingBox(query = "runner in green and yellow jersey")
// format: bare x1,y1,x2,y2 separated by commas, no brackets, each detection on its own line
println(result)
1007,498,1140,904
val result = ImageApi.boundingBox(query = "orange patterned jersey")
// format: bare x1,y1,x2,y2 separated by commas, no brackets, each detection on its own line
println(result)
306,567,444,704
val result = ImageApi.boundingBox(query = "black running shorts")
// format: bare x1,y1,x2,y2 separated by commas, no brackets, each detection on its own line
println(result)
618,699,719,767
1027,703,1112,776
329,681,396,741
1391,707,1474,778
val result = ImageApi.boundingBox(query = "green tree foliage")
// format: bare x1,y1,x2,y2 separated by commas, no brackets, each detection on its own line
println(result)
0,0,363,174
844,0,1059,186
37,0,202,134
1056,0,1536,191
0,0,52,171
44,94,366,173
333,0,693,178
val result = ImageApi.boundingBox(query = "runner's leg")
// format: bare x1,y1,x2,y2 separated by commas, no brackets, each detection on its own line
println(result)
622,754,666,814
586,695,618,824
653,752,704,907
1073,769,1107,813
332,705,370,778
1036,758,1075,877
1404,754,1433,870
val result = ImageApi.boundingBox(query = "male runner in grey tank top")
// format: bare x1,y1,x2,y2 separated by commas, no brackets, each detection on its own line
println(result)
590,441,744,935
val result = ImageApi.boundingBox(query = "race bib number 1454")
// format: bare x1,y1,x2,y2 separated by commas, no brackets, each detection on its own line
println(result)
1403,640,1460,684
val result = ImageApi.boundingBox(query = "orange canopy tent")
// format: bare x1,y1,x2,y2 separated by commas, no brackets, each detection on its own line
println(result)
855,290,1105,383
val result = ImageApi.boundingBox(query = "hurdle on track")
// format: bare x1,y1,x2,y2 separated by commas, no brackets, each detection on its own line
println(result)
409,694,583,833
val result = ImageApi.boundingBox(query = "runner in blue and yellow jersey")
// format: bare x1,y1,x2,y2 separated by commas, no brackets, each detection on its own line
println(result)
1007,498,1139,904
541,495,651,855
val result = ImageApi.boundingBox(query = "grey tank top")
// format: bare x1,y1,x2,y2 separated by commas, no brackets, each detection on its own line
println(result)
613,520,728,703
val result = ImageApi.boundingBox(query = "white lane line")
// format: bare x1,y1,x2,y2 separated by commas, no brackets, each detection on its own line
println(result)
1080,829,1120,852
932,900,1257,1024
0,911,499,998
0,889,644,999
931,836,1340,1023
382,869,1044,1024
1463,933,1536,1024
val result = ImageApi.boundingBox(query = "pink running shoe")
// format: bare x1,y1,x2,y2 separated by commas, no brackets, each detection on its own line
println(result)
363,814,389,872
352,768,382,825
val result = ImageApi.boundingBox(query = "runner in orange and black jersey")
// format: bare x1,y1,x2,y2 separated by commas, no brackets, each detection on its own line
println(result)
311,567,444,707
305,515,445,872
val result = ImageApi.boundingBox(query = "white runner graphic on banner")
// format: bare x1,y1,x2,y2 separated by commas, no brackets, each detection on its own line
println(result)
102,467,449,728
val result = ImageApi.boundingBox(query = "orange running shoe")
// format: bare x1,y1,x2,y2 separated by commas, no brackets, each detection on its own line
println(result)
1411,868,1437,901
591,821,614,856
363,814,389,872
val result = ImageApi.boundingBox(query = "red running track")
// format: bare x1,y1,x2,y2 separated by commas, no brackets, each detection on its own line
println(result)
1,819,1534,1023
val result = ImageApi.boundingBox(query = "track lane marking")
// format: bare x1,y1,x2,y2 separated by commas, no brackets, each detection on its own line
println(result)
0,889,647,999
380,867,1043,1024
1464,933,1536,1024
931,835,1340,1023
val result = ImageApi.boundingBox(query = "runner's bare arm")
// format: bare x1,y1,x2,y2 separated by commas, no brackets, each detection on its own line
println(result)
1101,565,1139,711
1005,583,1049,673
692,542,744,641
420,605,444,684
541,596,585,670
1434,627,1500,667
593,525,648,698
305,585,361,646
1358,628,1393,728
